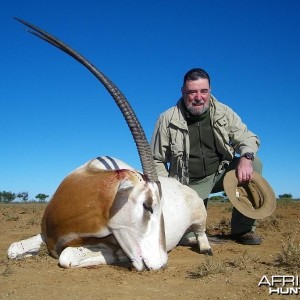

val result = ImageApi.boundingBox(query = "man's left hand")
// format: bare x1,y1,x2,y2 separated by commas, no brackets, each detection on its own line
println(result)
236,157,253,183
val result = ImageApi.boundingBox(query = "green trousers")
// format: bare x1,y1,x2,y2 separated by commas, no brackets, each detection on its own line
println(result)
189,157,263,235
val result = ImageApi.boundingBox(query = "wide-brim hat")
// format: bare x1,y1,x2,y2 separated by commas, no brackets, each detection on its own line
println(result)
223,170,276,219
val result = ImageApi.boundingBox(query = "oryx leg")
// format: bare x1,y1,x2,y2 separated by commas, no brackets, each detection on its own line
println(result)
7,233,44,259
195,231,212,255
191,210,213,255
59,235,129,268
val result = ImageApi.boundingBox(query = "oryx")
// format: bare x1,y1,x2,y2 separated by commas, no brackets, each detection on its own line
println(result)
8,19,212,271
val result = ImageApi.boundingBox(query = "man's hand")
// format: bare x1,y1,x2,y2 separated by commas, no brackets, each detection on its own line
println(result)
236,157,253,183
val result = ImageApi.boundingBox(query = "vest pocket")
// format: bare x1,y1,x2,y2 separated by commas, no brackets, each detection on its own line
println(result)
170,143,184,157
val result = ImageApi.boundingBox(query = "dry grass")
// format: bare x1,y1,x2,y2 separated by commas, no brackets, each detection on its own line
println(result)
188,256,227,278
2,201,300,300
2,212,19,222
225,249,259,270
26,217,40,226
188,249,262,280
207,216,231,236
257,215,281,230
276,226,300,271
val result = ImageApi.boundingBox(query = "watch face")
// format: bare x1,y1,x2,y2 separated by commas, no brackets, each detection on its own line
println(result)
245,152,254,160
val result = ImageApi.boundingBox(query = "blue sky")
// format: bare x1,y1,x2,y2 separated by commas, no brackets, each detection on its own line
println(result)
1,0,299,200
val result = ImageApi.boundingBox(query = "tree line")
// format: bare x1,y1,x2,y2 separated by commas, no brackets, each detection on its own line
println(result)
0,191,49,203
0,190,296,204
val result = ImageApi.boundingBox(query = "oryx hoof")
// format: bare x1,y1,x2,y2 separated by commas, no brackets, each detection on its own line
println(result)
200,248,213,256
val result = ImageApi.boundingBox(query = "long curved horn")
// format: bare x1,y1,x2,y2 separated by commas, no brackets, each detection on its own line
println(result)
15,17,158,183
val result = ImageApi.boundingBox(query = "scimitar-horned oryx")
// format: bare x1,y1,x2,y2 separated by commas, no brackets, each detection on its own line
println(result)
8,18,212,271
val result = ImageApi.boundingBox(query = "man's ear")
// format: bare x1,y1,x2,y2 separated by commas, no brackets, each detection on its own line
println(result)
181,86,185,96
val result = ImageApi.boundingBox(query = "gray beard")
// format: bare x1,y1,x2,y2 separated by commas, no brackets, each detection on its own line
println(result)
186,105,209,116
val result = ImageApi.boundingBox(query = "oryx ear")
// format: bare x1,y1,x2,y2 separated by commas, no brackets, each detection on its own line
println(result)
117,179,134,193
110,178,135,218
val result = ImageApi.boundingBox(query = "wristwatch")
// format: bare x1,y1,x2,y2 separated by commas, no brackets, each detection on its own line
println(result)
242,152,255,161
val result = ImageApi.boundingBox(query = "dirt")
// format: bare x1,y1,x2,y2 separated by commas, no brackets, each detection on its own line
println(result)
1,201,299,300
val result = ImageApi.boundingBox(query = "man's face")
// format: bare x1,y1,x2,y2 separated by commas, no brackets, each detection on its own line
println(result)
182,78,211,115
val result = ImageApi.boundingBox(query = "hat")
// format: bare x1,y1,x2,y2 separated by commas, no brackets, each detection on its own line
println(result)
223,170,276,219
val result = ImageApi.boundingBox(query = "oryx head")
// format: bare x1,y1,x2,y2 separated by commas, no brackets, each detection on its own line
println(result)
16,18,167,271
107,170,166,270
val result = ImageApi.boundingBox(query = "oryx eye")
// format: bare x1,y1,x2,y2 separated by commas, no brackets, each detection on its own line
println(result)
143,203,153,214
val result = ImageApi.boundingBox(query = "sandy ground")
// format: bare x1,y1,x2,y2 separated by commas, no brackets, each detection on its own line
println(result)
1,201,299,300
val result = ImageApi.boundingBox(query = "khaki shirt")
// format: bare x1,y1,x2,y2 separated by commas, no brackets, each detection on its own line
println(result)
150,96,260,185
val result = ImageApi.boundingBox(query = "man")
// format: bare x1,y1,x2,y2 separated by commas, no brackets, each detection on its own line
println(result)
150,68,263,245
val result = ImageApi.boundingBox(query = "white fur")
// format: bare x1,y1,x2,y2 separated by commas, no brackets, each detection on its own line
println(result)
8,234,44,259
